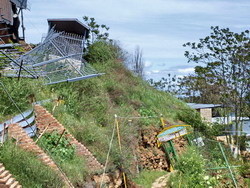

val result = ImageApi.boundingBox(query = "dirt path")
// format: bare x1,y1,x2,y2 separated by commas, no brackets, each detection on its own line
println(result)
151,172,172,188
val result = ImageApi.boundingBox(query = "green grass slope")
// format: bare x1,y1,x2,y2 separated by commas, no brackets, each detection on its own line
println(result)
0,58,201,184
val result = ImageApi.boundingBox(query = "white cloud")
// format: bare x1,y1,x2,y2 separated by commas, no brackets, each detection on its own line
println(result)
145,71,152,75
144,61,153,68
177,67,195,73
152,70,160,73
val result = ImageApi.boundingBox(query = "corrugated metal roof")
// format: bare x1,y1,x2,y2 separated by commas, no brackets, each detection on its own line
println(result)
0,0,13,25
47,18,90,37
187,103,223,109
10,0,28,9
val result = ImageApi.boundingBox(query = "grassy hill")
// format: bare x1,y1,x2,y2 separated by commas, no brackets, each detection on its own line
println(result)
0,44,203,186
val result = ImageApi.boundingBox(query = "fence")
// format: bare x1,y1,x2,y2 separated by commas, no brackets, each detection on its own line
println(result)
189,133,239,187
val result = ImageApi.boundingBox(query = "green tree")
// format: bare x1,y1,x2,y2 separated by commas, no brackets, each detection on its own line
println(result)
83,16,110,45
148,74,180,95
183,26,250,149
178,66,222,103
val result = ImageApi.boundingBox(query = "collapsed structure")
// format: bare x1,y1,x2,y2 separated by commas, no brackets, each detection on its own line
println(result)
1,18,103,84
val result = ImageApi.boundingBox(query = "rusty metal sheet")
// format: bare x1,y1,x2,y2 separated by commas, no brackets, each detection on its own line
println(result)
0,0,13,25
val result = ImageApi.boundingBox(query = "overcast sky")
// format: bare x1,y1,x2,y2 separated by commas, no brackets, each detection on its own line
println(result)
23,0,250,80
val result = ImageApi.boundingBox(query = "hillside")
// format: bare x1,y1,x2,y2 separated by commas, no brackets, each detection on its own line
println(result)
0,55,200,186
1,44,247,187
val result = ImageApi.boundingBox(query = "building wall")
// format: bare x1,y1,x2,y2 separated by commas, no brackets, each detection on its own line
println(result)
0,0,13,25
199,108,212,122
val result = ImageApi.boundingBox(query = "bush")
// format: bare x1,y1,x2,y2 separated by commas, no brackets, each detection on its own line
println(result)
84,40,117,64
177,109,208,132
0,141,63,187
38,132,75,161
169,146,218,187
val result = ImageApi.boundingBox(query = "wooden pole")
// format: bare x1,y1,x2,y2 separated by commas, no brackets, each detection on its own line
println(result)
55,129,66,147
160,114,165,128
35,124,49,143
114,115,127,188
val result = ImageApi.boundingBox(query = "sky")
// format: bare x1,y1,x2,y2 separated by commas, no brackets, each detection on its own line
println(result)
23,0,250,80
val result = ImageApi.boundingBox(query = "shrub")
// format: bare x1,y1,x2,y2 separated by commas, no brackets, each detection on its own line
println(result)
177,109,208,132
38,132,75,161
84,40,117,64
169,146,218,187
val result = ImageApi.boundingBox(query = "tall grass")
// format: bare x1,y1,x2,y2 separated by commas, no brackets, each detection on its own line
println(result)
1,56,200,180
0,141,63,187
40,59,199,174
0,77,50,122
133,170,167,188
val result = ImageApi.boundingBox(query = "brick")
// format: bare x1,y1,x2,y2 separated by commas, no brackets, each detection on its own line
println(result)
6,177,15,186
34,105,104,170
0,173,11,184
7,123,73,187
9,181,19,188
0,170,9,179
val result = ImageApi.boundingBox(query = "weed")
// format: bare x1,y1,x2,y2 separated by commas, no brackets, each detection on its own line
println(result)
37,132,87,186
38,132,75,161
0,141,63,187
169,146,218,187
133,170,167,188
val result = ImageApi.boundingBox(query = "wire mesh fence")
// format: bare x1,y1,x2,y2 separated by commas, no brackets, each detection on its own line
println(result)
189,133,239,187
1,28,102,84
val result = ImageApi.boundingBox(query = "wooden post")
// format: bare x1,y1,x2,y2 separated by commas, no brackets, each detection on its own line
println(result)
115,115,127,188
55,129,66,147
35,124,49,143
160,114,165,128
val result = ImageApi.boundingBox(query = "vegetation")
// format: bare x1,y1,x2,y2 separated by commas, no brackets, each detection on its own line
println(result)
133,170,167,188
169,146,218,188
84,40,118,64
83,16,110,45
129,46,145,78
0,141,63,188
0,78,49,122
37,132,87,186
183,26,250,151
42,59,198,171
0,35,208,186
1,15,248,187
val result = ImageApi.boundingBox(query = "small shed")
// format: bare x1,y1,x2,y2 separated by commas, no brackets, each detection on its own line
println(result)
47,18,89,38
187,103,222,122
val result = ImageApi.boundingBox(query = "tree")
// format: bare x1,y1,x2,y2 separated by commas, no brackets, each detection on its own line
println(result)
148,74,180,95
183,26,250,151
178,66,223,103
83,16,110,45
131,46,144,78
